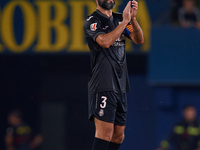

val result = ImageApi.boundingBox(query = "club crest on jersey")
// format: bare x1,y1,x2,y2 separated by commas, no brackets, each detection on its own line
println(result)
99,109,104,117
90,23,97,31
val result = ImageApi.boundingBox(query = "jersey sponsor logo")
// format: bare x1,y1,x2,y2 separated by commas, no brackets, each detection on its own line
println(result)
87,16,93,21
90,23,97,31
117,34,126,42
102,26,109,30
112,34,126,46
112,41,125,46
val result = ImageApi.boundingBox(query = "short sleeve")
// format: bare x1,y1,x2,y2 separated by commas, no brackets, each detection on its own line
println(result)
84,16,106,41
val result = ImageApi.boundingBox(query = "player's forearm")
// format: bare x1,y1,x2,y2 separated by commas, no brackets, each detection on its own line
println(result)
129,17,144,44
96,21,128,49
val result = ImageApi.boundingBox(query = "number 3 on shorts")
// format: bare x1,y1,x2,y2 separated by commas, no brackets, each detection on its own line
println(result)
100,96,107,109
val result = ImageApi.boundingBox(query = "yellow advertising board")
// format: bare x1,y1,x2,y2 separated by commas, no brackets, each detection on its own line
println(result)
0,0,151,54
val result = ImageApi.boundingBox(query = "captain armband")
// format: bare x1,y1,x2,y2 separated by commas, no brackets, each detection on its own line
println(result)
125,24,141,35
126,24,133,32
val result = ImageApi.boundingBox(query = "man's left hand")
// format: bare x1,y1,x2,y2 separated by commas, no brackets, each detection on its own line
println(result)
131,0,138,20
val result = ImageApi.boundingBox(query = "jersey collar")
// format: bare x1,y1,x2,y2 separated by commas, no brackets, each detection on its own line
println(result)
96,9,114,21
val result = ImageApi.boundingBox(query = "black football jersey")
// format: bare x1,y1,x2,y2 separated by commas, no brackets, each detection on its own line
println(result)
84,9,131,94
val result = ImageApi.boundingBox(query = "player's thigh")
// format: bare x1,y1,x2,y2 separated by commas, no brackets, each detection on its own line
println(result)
111,125,126,143
94,117,114,141
113,125,125,136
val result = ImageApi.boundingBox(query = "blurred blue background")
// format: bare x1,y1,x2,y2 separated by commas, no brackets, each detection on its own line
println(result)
0,0,200,150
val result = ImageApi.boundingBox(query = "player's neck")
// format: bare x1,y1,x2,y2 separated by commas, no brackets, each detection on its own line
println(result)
97,6,112,18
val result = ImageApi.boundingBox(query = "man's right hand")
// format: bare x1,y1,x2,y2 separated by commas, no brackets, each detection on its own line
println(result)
122,1,131,24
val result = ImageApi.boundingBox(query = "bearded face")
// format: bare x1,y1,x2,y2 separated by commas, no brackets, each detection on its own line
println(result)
98,0,115,10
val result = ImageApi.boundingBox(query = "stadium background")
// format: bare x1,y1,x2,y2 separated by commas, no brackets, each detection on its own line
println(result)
0,0,200,149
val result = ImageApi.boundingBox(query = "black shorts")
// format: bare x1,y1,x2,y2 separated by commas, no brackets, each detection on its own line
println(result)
88,91,127,126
